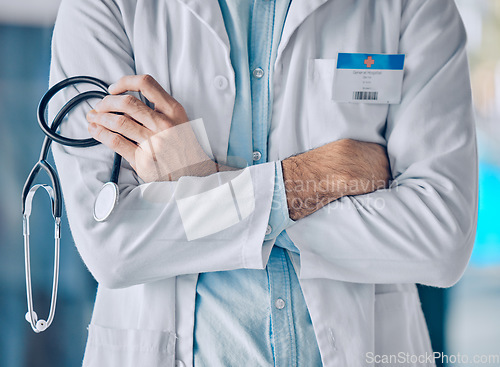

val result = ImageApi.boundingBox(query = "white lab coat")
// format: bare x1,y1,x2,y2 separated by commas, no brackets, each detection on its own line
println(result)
49,0,477,366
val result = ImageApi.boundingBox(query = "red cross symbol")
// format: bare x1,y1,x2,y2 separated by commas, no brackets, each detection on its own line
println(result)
364,56,375,68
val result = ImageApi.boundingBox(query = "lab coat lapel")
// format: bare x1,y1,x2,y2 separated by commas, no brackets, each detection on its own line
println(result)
276,0,329,66
176,0,231,55
176,0,233,165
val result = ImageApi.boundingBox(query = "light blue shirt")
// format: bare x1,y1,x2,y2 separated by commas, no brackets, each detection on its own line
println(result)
193,1,322,366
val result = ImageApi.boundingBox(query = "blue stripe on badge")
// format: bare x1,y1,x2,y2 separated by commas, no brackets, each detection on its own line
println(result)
337,53,405,70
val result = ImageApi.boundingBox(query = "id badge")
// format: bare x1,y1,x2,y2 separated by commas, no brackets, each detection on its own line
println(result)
332,53,405,104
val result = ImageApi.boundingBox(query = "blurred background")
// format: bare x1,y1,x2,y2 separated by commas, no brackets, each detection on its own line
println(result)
0,0,499,366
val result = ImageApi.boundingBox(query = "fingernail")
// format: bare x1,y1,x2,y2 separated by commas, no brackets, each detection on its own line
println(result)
87,109,96,118
108,83,117,93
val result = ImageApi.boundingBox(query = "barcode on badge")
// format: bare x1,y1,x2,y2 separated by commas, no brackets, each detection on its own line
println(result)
353,91,378,101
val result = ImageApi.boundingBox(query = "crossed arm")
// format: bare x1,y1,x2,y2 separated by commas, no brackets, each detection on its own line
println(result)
52,0,476,289
86,74,391,221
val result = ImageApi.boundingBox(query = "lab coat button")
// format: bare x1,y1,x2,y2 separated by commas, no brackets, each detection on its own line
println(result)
275,298,285,309
214,75,228,90
265,225,272,235
175,360,185,367
252,67,265,79
252,150,261,161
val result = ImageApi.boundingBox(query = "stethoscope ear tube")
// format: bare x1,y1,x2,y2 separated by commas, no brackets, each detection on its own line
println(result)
22,160,62,219
23,184,61,333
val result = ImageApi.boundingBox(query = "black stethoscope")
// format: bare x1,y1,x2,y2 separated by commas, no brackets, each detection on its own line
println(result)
22,76,122,333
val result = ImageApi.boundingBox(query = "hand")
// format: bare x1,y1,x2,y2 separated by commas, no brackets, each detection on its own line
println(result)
282,139,391,220
86,74,217,182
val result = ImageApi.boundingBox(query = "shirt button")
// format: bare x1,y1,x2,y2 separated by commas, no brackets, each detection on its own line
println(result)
252,150,261,161
252,67,265,79
265,225,272,235
175,361,185,367
213,75,228,90
275,298,285,310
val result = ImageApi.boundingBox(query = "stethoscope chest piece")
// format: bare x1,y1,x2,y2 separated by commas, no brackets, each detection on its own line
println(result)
93,182,119,222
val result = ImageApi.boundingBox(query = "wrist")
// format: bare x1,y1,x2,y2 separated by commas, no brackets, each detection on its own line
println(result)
282,139,391,220
282,157,301,220
282,154,342,220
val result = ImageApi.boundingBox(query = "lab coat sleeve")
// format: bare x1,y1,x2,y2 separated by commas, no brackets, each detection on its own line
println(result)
287,0,478,287
49,0,275,289
264,162,295,240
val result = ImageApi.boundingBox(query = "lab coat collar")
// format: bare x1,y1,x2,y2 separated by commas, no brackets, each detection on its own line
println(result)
176,0,330,68
276,0,330,65
176,0,231,55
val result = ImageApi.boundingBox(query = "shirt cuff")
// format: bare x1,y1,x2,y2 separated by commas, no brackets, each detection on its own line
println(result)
264,161,295,240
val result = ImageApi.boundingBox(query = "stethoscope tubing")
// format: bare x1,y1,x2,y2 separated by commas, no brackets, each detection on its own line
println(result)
37,76,108,148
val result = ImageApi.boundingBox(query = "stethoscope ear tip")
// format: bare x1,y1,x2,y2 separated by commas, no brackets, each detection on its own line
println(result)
36,320,48,332
25,311,49,332
25,310,38,323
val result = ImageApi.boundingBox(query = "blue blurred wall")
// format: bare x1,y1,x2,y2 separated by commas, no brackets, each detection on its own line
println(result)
0,24,97,367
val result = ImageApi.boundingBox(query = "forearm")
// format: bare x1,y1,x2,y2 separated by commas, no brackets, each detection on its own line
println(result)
282,0,477,288
282,139,390,220
50,0,277,288
53,140,277,288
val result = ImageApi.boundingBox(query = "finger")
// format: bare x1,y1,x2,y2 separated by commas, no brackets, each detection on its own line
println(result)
88,122,137,169
94,94,169,132
87,109,152,144
108,74,185,119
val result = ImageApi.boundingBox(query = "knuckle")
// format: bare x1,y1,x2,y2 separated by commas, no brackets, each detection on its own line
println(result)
157,114,173,129
100,95,112,107
121,94,136,107
171,101,186,119
93,113,103,124
115,115,128,130
139,74,154,86
109,135,122,149
87,112,99,124
93,126,105,142
171,101,184,114
92,123,102,134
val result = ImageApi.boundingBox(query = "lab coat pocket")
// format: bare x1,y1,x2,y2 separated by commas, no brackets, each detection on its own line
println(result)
306,58,388,149
306,59,337,107
305,59,338,148
374,291,434,366
82,324,177,367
